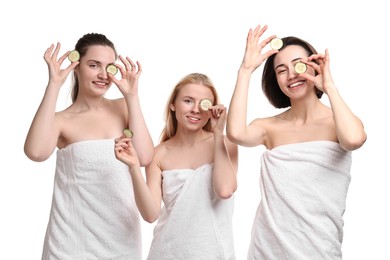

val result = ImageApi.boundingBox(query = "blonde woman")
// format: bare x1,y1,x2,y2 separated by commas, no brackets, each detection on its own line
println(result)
115,73,238,260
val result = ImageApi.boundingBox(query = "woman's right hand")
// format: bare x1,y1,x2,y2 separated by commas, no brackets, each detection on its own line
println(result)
114,136,140,170
44,42,79,87
241,24,278,72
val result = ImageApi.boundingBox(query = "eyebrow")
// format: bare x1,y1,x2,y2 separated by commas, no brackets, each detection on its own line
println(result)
275,57,302,70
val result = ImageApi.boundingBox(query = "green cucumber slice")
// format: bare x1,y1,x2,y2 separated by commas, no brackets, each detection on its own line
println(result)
123,128,133,138
106,64,118,75
270,38,283,50
294,62,307,74
68,50,80,62
199,98,212,111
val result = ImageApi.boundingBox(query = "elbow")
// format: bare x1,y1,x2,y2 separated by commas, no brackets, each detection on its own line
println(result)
141,212,159,223
24,147,49,162
143,216,158,224
341,132,367,151
214,185,237,200
226,129,242,145
138,152,154,167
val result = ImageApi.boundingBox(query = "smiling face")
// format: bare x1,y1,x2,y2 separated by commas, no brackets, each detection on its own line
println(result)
170,83,215,132
273,45,316,100
74,45,116,98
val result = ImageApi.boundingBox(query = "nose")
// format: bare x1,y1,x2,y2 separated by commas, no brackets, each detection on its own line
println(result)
288,65,298,80
191,103,200,113
98,67,109,79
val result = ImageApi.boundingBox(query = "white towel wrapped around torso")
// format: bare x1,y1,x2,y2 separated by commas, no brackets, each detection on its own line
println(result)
42,139,142,260
248,141,352,260
147,163,235,260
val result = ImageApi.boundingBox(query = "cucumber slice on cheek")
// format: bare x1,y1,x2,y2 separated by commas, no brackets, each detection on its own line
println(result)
68,50,80,62
106,64,118,75
123,128,133,138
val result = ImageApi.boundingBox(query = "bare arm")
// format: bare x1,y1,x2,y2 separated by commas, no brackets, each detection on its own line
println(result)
24,43,78,161
115,137,161,223
301,49,367,151
208,105,238,199
227,24,277,147
213,133,238,199
327,86,366,151
110,56,154,166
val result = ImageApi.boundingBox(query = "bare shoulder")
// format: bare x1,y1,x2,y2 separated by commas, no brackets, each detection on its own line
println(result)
148,140,173,170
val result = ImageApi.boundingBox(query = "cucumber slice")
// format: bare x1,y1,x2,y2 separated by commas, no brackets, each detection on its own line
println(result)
68,50,80,62
294,62,307,74
199,98,212,111
270,38,283,50
106,64,118,75
123,128,133,138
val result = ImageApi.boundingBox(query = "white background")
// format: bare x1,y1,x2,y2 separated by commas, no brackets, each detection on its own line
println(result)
1,0,388,259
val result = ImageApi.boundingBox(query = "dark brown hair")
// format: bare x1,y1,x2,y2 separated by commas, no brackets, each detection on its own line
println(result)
71,33,117,102
262,36,323,108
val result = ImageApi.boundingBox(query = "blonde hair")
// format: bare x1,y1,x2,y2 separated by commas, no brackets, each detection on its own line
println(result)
159,73,219,143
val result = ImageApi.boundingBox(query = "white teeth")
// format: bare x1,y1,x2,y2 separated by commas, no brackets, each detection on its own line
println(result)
188,117,200,121
290,81,304,88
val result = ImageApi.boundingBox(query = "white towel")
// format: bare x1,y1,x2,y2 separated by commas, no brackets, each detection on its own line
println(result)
248,141,352,260
42,139,142,260
147,164,236,260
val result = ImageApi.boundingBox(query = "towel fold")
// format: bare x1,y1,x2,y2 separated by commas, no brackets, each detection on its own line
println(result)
248,141,352,260
42,139,142,260
147,164,235,260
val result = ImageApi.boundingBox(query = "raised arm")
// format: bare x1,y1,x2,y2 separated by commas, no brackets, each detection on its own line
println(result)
110,55,154,166
301,49,367,151
226,25,277,147
115,136,161,223
24,43,78,161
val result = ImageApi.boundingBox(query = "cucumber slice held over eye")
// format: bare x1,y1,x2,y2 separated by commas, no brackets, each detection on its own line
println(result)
199,98,212,111
294,62,307,74
106,64,118,75
68,50,80,62
270,38,283,50
123,128,134,138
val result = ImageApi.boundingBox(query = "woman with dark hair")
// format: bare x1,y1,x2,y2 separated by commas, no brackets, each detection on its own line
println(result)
227,24,366,259
114,73,238,259
24,33,154,259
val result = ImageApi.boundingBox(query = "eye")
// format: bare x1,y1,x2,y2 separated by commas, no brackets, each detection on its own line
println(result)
184,99,193,104
276,69,287,75
89,64,98,69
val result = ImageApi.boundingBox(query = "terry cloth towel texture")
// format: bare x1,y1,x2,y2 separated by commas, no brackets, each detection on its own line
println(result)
42,139,142,260
147,163,236,260
247,141,352,260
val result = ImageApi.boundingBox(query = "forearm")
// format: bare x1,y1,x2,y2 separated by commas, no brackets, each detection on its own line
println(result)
24,84,61,161
125,95,154,166
212,134,237,199
327,87,367,151
128,166,161,223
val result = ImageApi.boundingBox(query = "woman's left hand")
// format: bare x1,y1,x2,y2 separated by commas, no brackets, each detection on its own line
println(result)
109,55,142,96
299,49,335,94
209,104,227,134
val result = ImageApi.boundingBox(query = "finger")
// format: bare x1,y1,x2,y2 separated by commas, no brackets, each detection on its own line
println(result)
261,35,276,48
126,57,136,71
136,61,142,74
52,42,61,61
